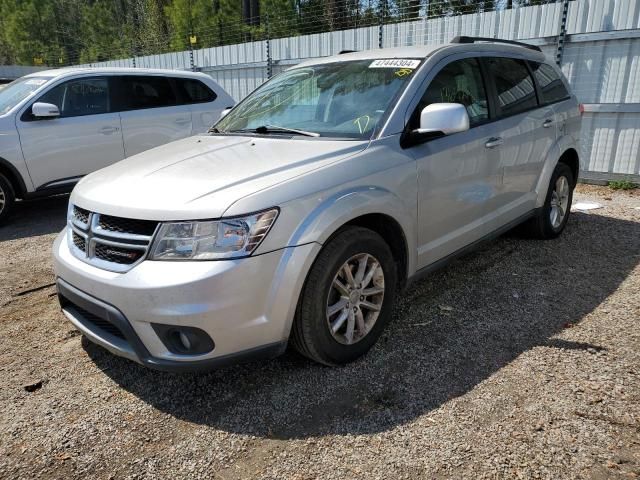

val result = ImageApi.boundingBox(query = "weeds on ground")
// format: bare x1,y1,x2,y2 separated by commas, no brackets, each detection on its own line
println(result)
608,180,639,190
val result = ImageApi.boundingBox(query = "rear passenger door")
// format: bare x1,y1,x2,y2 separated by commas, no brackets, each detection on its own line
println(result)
116,75,192,157
481,57,546,226
529,61,573,142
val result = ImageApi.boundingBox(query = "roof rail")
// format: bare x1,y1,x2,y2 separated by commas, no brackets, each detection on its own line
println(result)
450,36,542,52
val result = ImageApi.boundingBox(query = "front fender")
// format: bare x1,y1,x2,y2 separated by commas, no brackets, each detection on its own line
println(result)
534,134,578,208
263,186,417,341
296,186,412,241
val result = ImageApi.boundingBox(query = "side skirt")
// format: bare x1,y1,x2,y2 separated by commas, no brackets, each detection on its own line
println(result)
406,209,538,288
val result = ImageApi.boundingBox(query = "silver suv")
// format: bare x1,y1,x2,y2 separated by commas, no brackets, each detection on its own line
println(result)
53,38,581,371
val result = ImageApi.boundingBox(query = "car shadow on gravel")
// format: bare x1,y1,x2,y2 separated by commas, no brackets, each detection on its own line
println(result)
0,195,68,242
85,211,640,439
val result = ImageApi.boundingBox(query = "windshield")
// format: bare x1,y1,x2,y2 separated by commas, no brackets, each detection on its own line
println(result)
0,76,50,115
216,59,422,139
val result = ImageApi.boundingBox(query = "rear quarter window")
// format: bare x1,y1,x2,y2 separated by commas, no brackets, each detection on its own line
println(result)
175,78,217,104
529,62,570,105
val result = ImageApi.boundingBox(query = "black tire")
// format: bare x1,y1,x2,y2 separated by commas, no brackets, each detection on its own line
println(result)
0,174,15,226
291,226,397,366
524,162,574,239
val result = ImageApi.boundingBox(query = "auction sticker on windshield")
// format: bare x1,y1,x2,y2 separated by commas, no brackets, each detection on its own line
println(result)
369,59,421,69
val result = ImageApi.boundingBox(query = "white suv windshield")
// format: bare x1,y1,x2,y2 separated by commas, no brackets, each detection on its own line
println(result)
216,59,422,139
0,77,50,115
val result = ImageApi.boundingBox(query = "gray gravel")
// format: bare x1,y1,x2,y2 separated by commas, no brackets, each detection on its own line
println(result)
1,185,639,479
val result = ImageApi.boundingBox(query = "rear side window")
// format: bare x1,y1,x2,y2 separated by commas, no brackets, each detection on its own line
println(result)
412,58,489,128
121,76,176,110
38,78,110,118
529,62,570,104
175,78,217,104
485,57,537,117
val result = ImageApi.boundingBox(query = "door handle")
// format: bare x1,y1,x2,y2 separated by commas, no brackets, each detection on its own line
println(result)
174,118,191,125
543,119,554,128
485,137,504,149
100,126,119,135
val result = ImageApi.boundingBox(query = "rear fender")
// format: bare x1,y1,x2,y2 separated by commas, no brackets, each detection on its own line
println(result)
534,135,578,208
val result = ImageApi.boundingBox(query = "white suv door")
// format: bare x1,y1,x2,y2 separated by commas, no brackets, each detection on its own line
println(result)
16,76,125,190
116,75,192,157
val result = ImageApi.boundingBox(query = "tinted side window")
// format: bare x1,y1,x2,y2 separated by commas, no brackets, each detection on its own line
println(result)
412,58,489,128
38,78,110,117
121,76,176,110
175,78,217,104
485,57,537,117
529,62,569,104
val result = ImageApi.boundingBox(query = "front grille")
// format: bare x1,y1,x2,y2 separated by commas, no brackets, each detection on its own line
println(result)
95,244,144,265
73,206,90,224
70,304,126,340
98,215,158,236
68,206,156,272
72,231,86,252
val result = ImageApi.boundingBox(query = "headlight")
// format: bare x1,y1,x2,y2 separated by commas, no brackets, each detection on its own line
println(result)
150,208,278,260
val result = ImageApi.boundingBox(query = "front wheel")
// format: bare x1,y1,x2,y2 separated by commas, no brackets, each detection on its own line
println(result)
0,174,15,226
524,162,574,239
291,226,397,366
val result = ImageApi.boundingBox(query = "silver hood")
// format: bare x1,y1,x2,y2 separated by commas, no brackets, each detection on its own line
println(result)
71,134,368,220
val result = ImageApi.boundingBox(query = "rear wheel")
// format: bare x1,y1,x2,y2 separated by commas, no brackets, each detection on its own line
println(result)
0,174,15,226
524,162,574,239
291,226,397,366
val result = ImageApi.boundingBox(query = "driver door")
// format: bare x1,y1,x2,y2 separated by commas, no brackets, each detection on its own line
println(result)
17,76,124,190
407,57,496,269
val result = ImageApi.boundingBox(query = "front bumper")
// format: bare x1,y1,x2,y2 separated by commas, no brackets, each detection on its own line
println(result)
53,229,319,371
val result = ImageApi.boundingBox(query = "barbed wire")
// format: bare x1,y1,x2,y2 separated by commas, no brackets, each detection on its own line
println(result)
33,0,562,67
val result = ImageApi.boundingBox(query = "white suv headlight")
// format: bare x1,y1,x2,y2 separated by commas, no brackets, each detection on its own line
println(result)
150,208,278,260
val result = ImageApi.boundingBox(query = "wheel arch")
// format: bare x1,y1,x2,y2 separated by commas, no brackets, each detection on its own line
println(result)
284,186,416,285
0,156,27,198
534,138,581,208
339,213,409,290
557,147,580,187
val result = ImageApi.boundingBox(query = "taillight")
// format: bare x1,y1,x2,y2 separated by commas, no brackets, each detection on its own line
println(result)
579,103,585,116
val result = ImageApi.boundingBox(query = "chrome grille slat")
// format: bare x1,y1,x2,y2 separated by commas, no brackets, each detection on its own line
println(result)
67,206,159,273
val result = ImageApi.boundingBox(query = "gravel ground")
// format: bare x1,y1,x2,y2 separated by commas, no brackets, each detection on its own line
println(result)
0,185,639,479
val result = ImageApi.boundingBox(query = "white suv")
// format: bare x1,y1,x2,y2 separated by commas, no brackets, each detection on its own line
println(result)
0,68,234,223
53,39,581,371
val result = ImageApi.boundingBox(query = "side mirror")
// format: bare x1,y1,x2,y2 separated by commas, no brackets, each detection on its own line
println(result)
32,102,60,118
219,107,232,120
414,103,469,136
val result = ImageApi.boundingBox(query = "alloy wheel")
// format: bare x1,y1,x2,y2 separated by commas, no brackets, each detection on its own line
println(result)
550,175,570,229
326,253,385,345
0,185,5,214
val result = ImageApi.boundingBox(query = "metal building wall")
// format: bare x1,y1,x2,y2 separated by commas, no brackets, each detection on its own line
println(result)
0,65,47,79
76,0,640,180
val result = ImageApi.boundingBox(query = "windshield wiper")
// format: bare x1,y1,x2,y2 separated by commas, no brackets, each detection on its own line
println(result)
254,125,320,137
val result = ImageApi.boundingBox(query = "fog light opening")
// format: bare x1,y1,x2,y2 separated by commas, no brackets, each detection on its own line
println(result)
151,324,215,355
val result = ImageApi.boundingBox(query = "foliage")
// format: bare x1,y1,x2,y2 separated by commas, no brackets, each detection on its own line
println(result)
0,0,515,66
608,180,639,191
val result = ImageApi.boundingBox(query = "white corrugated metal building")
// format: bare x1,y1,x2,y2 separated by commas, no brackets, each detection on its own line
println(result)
53,0,640,181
